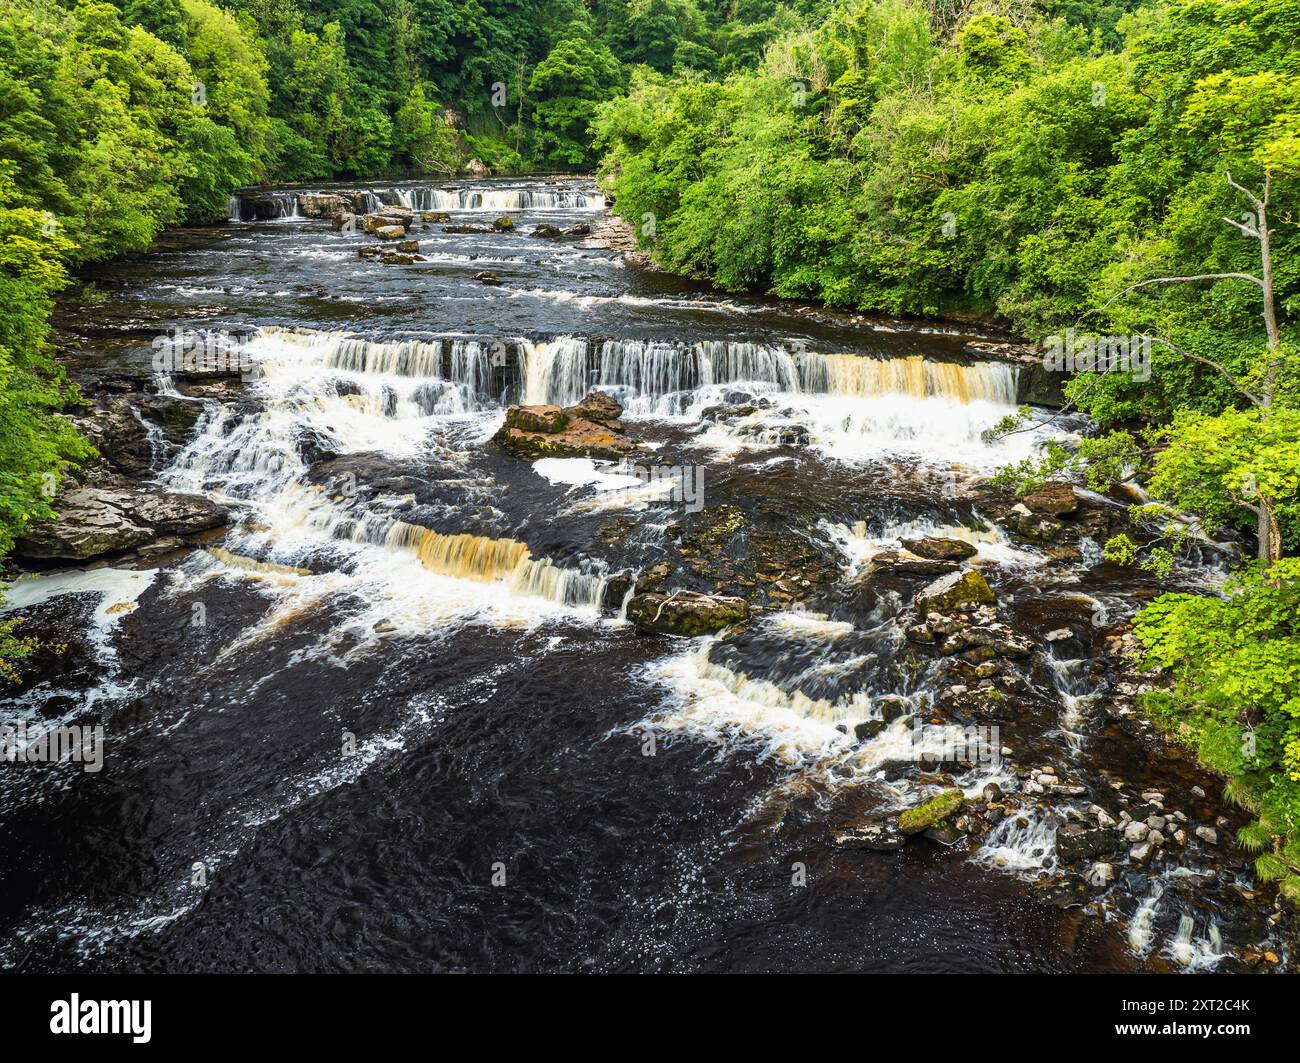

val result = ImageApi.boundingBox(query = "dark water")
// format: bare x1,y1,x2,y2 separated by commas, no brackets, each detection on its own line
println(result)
0,178,1275,973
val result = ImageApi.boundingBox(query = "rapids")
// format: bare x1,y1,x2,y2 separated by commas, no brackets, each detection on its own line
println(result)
0,177,1282,973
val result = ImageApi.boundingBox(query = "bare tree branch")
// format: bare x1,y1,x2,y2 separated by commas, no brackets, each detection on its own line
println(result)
1144,336,1263,407
1099,272,1265,313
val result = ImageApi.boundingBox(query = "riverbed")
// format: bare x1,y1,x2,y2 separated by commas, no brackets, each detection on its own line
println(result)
0,177,1285,973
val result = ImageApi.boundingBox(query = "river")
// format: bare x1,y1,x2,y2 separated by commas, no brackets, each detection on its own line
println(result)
0,176,1284,973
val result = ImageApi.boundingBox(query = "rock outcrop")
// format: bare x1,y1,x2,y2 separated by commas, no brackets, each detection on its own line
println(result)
16,487,227,562
914,568,996,613
625,590,749,636
492,392,637,461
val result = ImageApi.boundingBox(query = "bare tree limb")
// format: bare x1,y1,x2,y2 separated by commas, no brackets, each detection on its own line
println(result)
1144,336,1263,407
1099,272,1265,313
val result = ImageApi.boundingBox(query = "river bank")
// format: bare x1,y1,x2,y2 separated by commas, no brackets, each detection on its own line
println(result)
0,177,1291,973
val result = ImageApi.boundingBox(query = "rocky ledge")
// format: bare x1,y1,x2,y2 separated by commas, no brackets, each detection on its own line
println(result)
17,485,226,562
492,391,638,461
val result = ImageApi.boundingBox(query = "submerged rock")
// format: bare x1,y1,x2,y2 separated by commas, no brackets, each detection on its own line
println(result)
625,591,749,636
898,789,965,835
900,536,978,561
914,568,996,613
1056,821,1118,862
833,817,906,851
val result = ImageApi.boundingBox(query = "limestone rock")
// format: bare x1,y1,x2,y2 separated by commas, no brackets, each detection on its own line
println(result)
625,591,749,636
900,536,978,561
898,789,964,835
914,568,996,613
1021,482,1079,516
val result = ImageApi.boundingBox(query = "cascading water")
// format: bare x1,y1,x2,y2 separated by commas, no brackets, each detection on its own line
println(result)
8,176,1269,976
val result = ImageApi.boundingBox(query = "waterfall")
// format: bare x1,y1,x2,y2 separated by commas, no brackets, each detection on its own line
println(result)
384,523,607,608
379,186,599,211
1043,651,1101,751
249,328,502,414
518,338,1017,412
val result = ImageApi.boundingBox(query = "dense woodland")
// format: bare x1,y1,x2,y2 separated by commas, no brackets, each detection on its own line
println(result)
2,0,1299,896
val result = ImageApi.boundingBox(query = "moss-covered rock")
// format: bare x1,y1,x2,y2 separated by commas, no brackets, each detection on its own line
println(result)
900,536,978,561
626,590,749,636
493,402,636,461
504,405,569,434
897,789,964,835
914,568,996,613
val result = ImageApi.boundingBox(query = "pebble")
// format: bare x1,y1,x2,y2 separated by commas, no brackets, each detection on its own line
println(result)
1195,826,1219,845
1191,785,1206,798
1146,815,1166,830
1123,820,1149,842
1086,862,1115,888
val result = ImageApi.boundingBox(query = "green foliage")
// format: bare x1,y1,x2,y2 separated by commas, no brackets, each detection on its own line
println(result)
1136,559,1300,887
528,29,624,168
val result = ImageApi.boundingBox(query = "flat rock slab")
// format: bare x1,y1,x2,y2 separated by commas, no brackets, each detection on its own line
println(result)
17,487,227,561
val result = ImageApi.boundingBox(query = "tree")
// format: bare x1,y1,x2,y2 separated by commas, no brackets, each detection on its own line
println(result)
529,31,623,167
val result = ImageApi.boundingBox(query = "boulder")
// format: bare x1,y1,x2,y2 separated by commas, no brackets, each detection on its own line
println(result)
854,720,887,742
869,550,959,577
914,568,996,613
396,240,419,253
493,403,636,461
505,405,569,434
16,487,227,561
560,222,591,237
374,225,407,240
445,224,494,235
380,250,419,265
625,591,749,636
421,211,450,223
1055,821,1117,862
1021,482,1079,516
898,789,964,835
298,193,348,219
491,215,515,232
531,223,562,239
363,210,412,234
564,391,623,425
475,270,503,286
900,536,977,561
463,158,490,178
